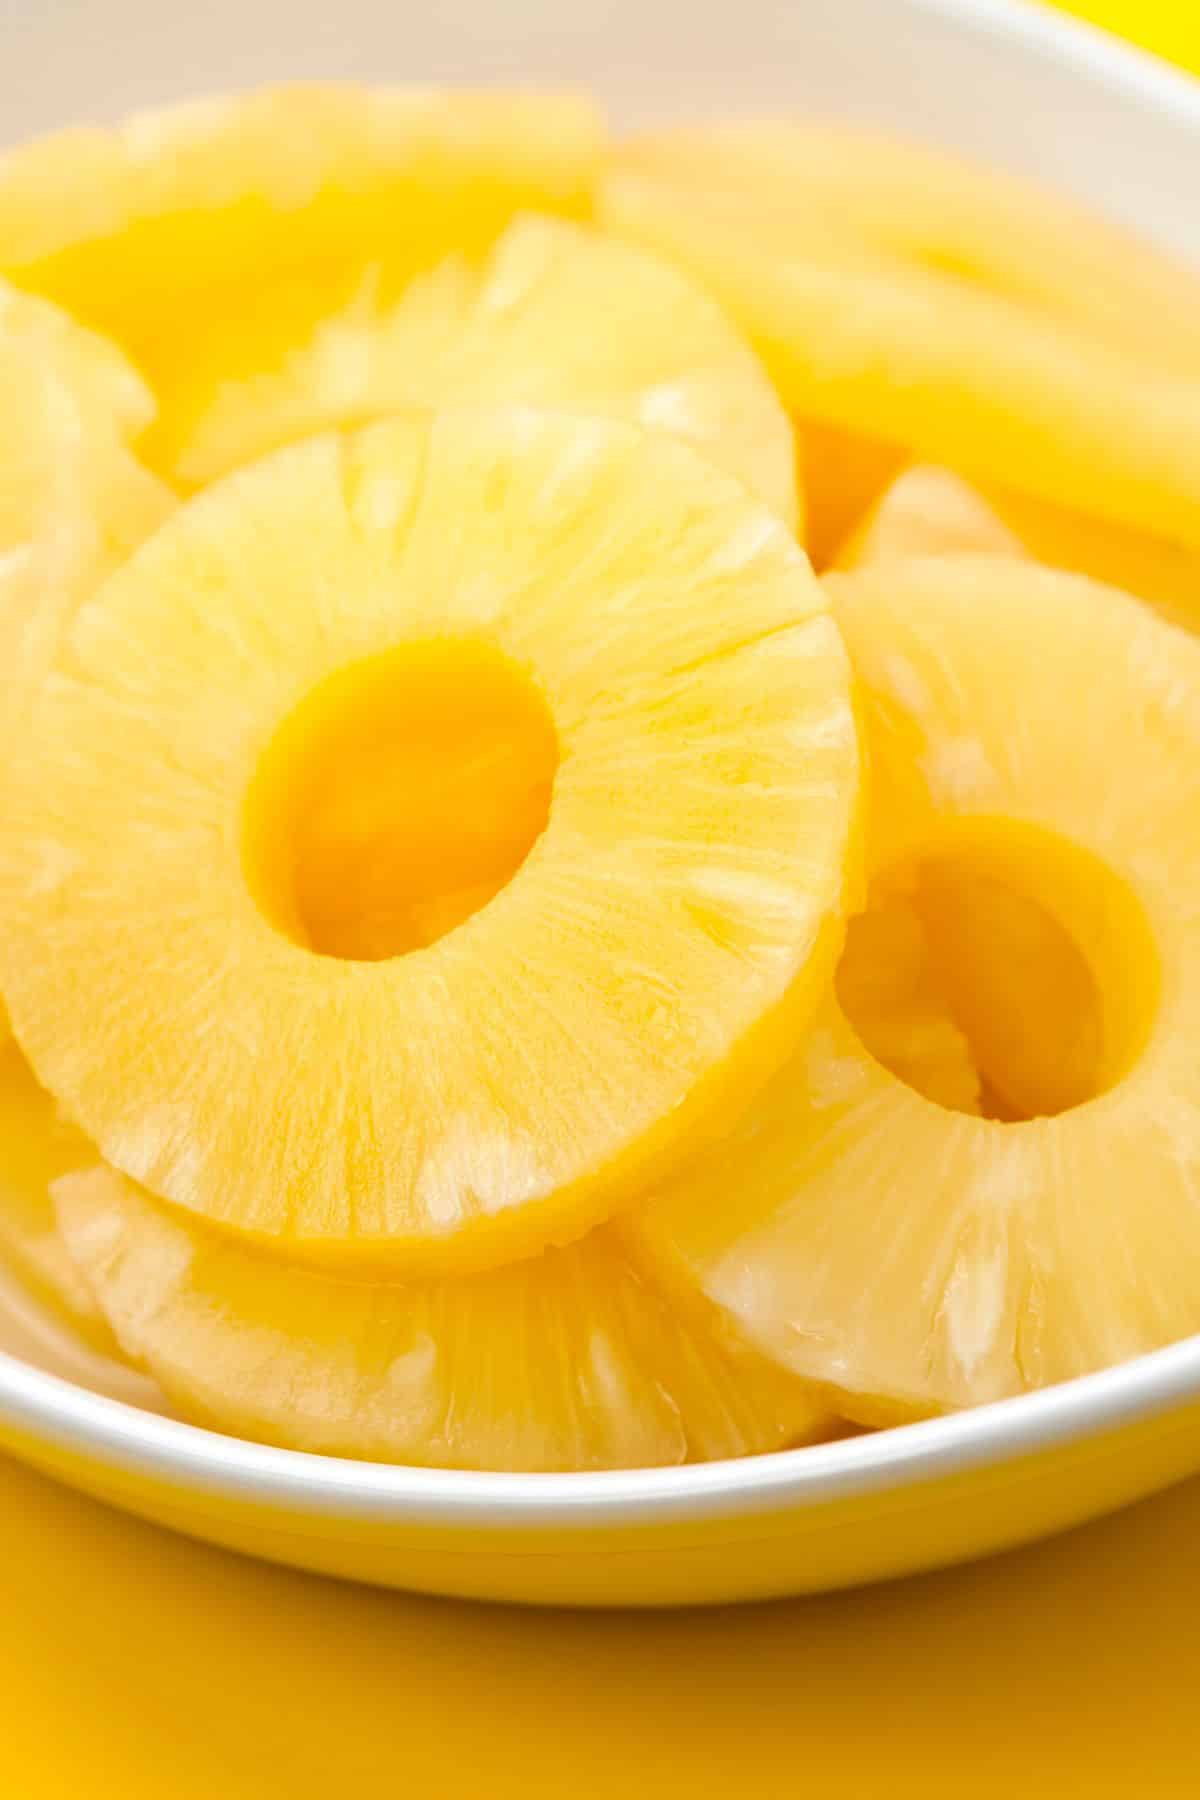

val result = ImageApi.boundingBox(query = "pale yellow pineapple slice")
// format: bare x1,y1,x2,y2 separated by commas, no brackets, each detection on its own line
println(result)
0,278,168,533
833,472,1104,1119
837,463,1200,636
0,410,858,1274
0,1043,108,1339
618,121,1200,372
0,278,155,463
834,465,1025,568
600,171,1200,548
54,1166,833,1469
833,473,1114,1113
981,492,1200,638
0,282,173,731
0,86,603,476
834,469,1163,1119
627,558,1200,1417
0,292,171,1341
175,213,799,525
0,284,172,1062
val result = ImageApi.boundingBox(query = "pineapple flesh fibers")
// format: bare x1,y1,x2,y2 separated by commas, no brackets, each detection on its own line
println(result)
0,410,858,1275
0,86,604,478
55,1166,833,1470
599,171,1200,550
174,213,799,527
627,558,1200,1418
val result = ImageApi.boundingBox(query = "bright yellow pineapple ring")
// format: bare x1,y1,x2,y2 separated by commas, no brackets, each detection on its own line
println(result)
628,557,1200,1419
0,409,858,1274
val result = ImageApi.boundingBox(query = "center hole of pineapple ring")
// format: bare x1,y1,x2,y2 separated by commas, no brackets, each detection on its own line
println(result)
835,816,1160,1121
244,640,559,961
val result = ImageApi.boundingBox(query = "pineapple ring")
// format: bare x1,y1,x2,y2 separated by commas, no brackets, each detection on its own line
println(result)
175,213,799,527
833,465,1027,569
0,1045,108,1342
837,462,1200,637
835,476,1127,1119
0,278,157,454
980,492,1200,638
0,410,858,1274
617,122,1200,374
600,172,1200,550
54,1165,833,1470
0,282,173,739
627,557,1200,1418
0,85,603,477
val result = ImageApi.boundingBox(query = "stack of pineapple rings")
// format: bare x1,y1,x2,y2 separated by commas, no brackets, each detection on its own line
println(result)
1,85,1200,1469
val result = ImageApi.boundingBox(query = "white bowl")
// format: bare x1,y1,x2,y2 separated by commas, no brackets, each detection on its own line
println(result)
2,0,1199,1607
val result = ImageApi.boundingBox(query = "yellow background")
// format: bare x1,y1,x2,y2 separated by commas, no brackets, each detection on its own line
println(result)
5,7,1200,1795
1053,0,1200,68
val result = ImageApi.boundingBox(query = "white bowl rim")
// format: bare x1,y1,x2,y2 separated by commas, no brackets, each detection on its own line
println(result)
7,1319,1200,1531
3,0,1200,1539
919,0,1200,126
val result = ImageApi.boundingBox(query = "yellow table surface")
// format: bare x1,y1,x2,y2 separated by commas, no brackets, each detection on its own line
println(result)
6,9,1200,1796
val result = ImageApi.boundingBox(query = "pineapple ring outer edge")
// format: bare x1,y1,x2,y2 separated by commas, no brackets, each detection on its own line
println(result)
0,407,859,1277
626,555,1200,1420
